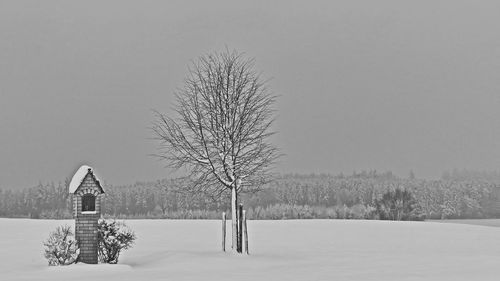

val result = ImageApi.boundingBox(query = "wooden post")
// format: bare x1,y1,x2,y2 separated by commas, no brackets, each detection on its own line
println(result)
237,204,243,253
243,210,249,255
222,212,226,252
231,188,237,250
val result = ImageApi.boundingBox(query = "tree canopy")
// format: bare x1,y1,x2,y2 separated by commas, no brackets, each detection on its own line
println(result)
153,49,280,198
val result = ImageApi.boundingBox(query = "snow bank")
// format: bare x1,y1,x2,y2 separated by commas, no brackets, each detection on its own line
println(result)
1,219,499,281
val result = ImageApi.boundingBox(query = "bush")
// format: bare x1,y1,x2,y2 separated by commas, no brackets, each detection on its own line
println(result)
43,225,79,266
97,219,136,264
375,188,424,221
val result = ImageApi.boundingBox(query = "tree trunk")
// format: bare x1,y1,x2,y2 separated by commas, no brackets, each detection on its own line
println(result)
231,187,238,251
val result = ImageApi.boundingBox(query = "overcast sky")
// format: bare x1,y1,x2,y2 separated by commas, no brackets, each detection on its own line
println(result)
1,0,500,188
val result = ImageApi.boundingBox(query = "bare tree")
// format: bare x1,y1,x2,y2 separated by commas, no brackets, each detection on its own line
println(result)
153,49,279,252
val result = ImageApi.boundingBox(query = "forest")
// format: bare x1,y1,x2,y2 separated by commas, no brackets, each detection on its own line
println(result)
1,170,499,220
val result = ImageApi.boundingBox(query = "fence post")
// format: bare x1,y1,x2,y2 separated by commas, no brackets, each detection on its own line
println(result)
237,204,243,253
243,210,249,255
222,212,226,252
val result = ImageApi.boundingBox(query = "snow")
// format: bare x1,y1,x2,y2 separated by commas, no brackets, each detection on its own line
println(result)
1,219,499,281
68,165,101,194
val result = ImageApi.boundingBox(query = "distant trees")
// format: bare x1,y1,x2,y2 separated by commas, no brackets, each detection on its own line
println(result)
409,170,416,180
2,171,499,220
152,49,279,252
103,183,156,216
0,182,72,219
102,181,228,219
441,169,500,183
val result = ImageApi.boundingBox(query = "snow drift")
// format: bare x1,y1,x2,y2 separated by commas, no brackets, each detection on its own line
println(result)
0,219,499,281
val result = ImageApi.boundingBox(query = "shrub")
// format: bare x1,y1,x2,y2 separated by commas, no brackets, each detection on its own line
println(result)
43,225,79,266
97,219,136,264
375,188,424,221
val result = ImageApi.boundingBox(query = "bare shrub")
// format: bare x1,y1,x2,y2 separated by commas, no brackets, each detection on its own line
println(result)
43,225,79,266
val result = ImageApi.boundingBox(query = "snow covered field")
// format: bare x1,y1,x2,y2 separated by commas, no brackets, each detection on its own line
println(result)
1,219,499,281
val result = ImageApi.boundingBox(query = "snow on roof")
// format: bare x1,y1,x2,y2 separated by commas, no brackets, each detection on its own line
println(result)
68,165,102,194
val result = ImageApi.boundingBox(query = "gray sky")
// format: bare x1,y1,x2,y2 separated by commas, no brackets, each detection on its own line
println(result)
1,0,500,188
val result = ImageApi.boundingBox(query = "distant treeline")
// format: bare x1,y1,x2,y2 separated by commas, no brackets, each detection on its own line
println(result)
1,170,499,220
